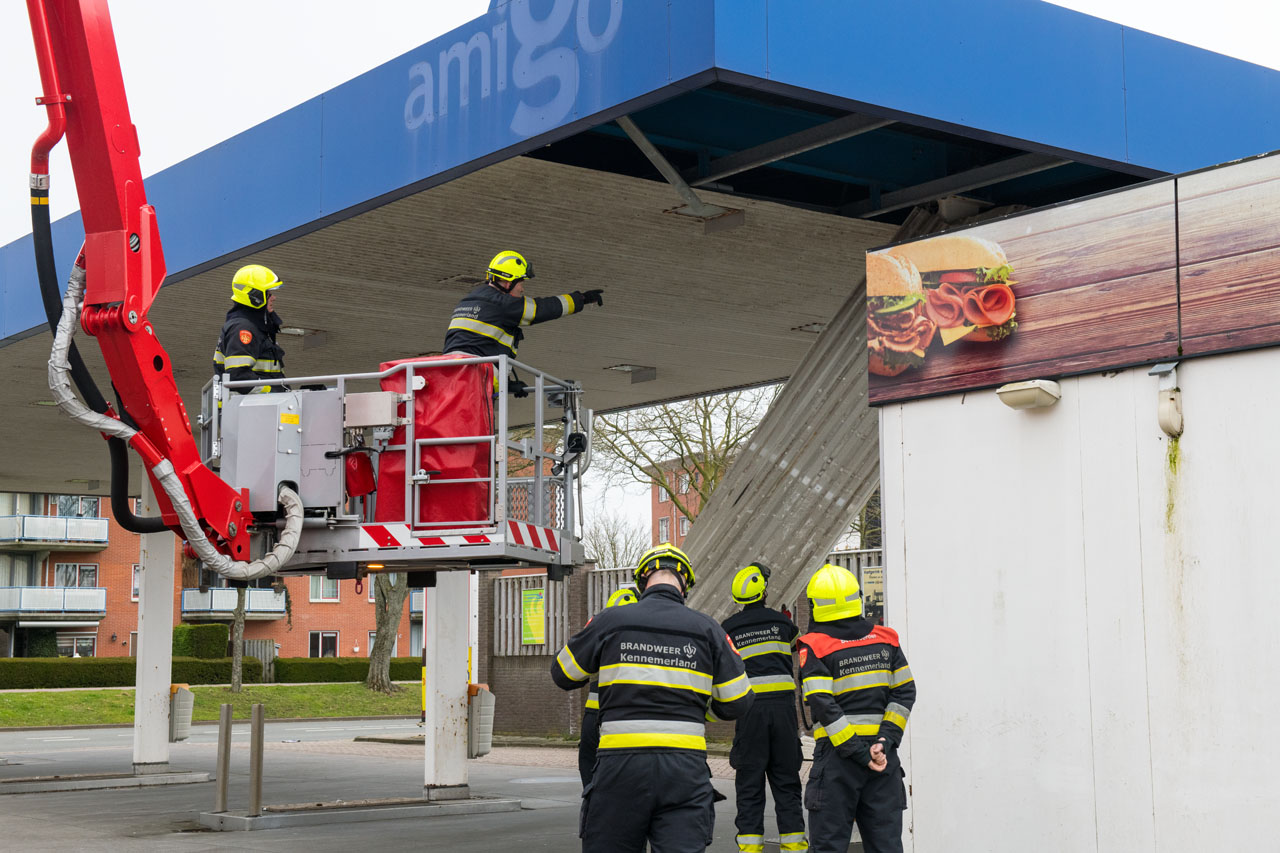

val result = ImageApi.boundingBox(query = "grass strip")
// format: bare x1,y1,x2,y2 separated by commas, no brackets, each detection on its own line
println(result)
0,683,420,728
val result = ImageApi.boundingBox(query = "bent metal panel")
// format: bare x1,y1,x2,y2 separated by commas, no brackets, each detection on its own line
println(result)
865,149,1280,405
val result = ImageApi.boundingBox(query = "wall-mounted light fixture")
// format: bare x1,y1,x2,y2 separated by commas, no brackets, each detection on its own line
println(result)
1149,361,1183,437
996,379,1061,410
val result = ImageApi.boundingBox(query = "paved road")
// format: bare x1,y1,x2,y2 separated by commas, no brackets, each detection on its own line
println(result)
0,722,849,851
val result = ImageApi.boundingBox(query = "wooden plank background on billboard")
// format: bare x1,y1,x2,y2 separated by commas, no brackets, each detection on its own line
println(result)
1178,154,1280,358
868,181,1180,404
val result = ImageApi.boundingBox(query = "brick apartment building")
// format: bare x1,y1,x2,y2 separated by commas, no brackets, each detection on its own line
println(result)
649,459,704,548
0,491,420,659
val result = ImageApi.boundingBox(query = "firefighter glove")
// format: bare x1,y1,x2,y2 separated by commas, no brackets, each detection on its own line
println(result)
582,289,604,307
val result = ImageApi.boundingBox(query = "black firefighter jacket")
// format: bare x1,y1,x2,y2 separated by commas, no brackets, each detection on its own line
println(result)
213,304,286,393
443,283,588,358
552,585,755,754
798,616,916,760
722,602,800,701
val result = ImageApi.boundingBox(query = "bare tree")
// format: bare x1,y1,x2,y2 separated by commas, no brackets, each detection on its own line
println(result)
582,506,650,569
849,488,882,549
365,572,410,694
592,386,781,522
230,586,246,693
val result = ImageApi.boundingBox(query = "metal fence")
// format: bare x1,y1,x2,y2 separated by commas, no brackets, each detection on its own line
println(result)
244,638,277,683
585,568,635,616
0,586,107,612
492,573,569,656
507,478,565,529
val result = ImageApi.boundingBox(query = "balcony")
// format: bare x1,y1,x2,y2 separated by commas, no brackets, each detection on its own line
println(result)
410,588,424,618
181,588,287,621
0,515,109,552
0,586,107,625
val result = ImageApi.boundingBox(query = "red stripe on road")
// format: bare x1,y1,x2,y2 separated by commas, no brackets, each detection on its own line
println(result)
362,525,399,547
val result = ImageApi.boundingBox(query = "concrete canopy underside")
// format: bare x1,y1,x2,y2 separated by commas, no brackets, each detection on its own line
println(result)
0,156,894,493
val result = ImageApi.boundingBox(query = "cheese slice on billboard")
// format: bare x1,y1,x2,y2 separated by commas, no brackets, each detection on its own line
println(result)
940,324,976,345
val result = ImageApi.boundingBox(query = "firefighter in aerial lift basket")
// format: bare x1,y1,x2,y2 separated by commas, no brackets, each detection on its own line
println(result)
552,544,754,852
213,264,287,394
721,562,808,852
443,251,603,396
798,564,915,853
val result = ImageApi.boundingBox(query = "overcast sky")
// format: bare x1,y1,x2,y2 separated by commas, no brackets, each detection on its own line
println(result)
2,0,1278,536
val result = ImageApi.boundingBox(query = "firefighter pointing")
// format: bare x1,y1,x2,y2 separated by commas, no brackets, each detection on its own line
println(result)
798,564,915,853
551,544,754,852
721,563,808,853
444,251,603,393
213,264,287,394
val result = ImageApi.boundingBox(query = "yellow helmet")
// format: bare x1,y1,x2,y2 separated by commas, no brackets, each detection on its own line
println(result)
487,251,535,287
731,565,767,604
230,264,282,309
606,587,638,608
806,563,862,622
634,543,695,592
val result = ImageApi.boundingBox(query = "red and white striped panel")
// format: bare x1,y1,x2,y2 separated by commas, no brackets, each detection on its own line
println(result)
358,524,492,549
506,520,560,553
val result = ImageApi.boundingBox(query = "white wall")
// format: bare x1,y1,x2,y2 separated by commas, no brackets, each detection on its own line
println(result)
880,349,1280,852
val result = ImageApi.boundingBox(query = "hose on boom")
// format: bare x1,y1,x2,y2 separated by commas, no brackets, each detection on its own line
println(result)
48,262,302,580
29,186,167,533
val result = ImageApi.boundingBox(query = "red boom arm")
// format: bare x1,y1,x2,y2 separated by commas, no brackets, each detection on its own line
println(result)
27,0,253,559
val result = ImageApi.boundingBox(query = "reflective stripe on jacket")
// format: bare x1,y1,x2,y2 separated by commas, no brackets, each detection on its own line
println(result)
213,304,286,393
551,585,753,753
443,283,585,357
722,603,799,700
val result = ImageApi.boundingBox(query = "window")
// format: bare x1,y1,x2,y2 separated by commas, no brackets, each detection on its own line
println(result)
309,631,338,658
410,622,423,657
368,631,398,657
678,473,690,494
131,564,140,601
310,576,339,602
54,495,100,518
369,574,397,602
56,634,96,657
129,632,137,656
54,563,97,588
658,517,670,542
0,553,36,587
679,516,690,536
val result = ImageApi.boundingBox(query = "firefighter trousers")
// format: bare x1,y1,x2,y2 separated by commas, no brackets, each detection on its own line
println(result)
578,709,600,787
804,740,906,853
730,700,807,851
580,750,715,853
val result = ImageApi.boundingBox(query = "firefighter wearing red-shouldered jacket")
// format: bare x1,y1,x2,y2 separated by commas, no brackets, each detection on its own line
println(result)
721,562,807,853
798,564,915,853
578,586,639,787
551,544,754,853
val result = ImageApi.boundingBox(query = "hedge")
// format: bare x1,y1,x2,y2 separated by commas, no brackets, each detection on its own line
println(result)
0,656,262,690
274,657,421,684
172,623,229,659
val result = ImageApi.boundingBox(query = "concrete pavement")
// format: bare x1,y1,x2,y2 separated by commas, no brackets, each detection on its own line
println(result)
0,722,837,851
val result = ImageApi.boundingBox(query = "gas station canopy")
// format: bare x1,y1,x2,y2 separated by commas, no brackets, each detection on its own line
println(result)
2,0,1277,493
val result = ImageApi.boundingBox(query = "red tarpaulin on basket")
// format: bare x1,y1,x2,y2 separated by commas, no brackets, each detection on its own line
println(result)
374,355,494,528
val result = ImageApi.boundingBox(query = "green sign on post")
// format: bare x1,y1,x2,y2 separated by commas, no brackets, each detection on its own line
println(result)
521,588,545,645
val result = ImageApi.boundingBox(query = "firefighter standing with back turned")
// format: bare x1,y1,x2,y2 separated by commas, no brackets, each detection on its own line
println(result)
551,544,754,852
213,264,287,394
721,562,808,853
578,586,638,787
443,251,603,393
798,564,915,853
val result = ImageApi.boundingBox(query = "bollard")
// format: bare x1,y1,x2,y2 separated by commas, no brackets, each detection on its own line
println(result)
214,704,232,813
248,703,265,817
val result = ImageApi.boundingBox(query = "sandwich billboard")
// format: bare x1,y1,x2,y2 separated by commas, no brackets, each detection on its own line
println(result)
865,149,1280,405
